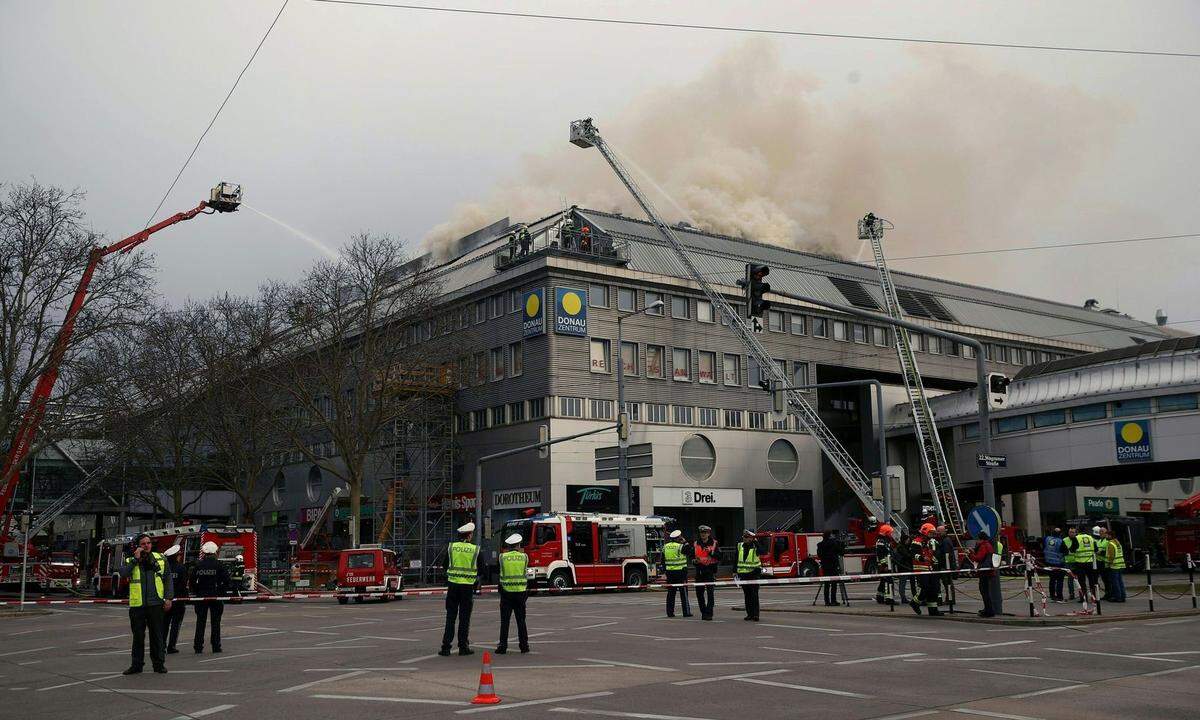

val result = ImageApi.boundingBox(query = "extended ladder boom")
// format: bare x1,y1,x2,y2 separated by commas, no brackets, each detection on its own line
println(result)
860,214,965,536
570,119,907,534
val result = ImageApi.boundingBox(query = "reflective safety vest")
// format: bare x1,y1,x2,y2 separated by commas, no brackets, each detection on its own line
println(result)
499,550,528,592
912,540,933,571
128,553,167,608
1096,538,1109,566
737,544,761,574
1074,534,1096,564
1063,537,1077,564
447,541,480,585
1109,539,1126,570
663,541,687,571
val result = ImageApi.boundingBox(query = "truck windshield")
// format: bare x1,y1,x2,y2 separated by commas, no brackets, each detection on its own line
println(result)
346,552,375,569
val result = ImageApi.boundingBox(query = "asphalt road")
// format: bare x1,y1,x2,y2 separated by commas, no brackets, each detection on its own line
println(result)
2,586,1198,720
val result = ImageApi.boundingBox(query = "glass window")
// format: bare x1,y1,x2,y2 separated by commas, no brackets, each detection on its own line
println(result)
559,396,584,418
646,292,664,315
621,401,641,423
490,405,506,426
1071,403,1107,422
475,300,486,324
529,398,546,418
508,289,520,314
792,362,809,389
680,434,716,480
749,411,767,430
671,295,690,319
306,466,321,502
910,332,925,352
748,357,762,389
872,326,887,346
617,287,636,312
723,354,740,386
491,347,505,381
620,341,638,376
509,342,523,377
767,439,799,483
996,415,1028,434
1032,409,1067,428
1011,347,1025,365
698,407,719,427
345,552,375,570
852,323,867,343
996,345,1010,364
673,405,694,425
422,320,433,341
1158,393,1199,412
773,416,790,430
1112,398,1151,417
491,295,503,318
774,359,787,383
833,320,848,341
272,472,286,505
471,408,488,430
812,317,828,338
697,300,714,323
698,351,716,384
590,339,610,373
509,401,526,422
460,306,471,328
790,314,806,335
474,351,487,385
962,344,976,359
647,403,669,424
768,310,784,332
589,284,608,308
672,348,691,381
590,399,613,420
962,423,980,440
646,345,665,378
927,336,941,355
723,409,743,428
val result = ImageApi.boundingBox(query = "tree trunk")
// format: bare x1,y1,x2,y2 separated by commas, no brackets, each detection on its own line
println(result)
350,480,361,549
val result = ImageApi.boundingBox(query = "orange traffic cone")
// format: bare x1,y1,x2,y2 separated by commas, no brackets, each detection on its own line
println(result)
471,651,501,705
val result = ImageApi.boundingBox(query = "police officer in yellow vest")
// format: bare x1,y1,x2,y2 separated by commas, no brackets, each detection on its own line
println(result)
663,529,693,618
1100,527,1127,602
118,533,174,675
496,533,530,654
1068,525,1099,604
440,522,482,657
737,528,762,621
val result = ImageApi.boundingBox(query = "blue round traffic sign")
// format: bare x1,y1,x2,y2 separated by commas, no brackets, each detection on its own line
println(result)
966,505,1001,539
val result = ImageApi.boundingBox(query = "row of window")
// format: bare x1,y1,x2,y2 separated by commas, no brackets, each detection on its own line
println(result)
676,433,801,484
961,392,1199,438
457,341,525,387
587,340,810,388
458,395,804,433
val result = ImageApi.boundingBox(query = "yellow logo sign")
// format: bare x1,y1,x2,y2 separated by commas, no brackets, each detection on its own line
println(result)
525,293,540,318
561,291,583,316
1119,422,1144,444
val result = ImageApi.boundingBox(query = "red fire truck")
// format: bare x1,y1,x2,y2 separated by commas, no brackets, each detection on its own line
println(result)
335,544,402,604
1165,492,1200,569
501,512,670,589
753,531,823,578
93,524,257,597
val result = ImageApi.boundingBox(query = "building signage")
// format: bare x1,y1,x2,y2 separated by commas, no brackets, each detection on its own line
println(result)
300,506,323,523
492,487,542,511
1114,420,1152,463
976,453,1007,469
567,484,640,514
333,504,373,521
554,287,588,336
652,486,743,508
522,288,545,337
428,493,476,512
1083,496,1120,515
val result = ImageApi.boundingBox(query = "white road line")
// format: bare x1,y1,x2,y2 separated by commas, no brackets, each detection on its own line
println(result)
1008,684,1087,699
952,709,1044,720
17,661,42,666
1046,648,1183,662
575,621,621,630
76,650,128,656
889,634,985,645
577,658,677,672
733,676,871,698
673,669,789,686
355,636,420,642
958,640,1034,651
1136,651,1200,656
865,712,938,720
222,631,285,641
167,704,237,720
318,621,378,629
310,694,468,706
572,615,624,620
303,667,419,672
687,661,816,666
78,634,125,644
971,669,1075,682
38,674,123,691
1135,664,1200,678
985,627,1071,633
316,637,366,646
8,629,44,636
258,646,377,650
612,632,701,641
756,623,843,632
199,652,257,663
953,657,1041,662
835,653,925,665
549,707,718,720
760,646,838,657
293,630,340,636
1146,617,1200,626
497,664,613,670
398,653,442,664
456,691,613,714
232,625,277,631
89,689,240,696
278,670,368,693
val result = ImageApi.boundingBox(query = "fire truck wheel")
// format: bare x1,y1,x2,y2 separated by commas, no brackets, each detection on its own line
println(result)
337,596,349,605
799,559,820,578
624,567,647,589
549,569,574,590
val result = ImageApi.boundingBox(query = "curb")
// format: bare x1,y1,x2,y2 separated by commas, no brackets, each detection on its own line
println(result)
738,605,1200,625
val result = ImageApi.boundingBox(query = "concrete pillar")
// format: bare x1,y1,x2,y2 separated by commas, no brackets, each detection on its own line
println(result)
1011,491,1042,536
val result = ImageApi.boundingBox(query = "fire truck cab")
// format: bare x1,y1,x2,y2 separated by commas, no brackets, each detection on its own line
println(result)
93,524,257,597
335,545,402,604
45,551,80,590
754,531,823,578
502,512,670,589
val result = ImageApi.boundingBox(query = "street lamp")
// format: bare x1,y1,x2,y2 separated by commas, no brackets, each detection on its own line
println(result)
616,299,663,515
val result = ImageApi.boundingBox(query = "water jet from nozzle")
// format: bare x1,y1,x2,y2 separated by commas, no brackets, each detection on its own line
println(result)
242,204,340,259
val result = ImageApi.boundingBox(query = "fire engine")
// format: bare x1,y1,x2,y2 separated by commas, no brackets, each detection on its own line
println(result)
93,524,257,597
1165,491,1200,569
753,530,823,578
335,544,402,604
501,512,671,589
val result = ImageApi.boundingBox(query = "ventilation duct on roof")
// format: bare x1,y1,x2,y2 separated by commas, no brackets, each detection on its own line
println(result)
828,277,881,310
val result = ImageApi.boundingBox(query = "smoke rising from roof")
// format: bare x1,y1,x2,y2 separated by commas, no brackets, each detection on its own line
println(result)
423,40,1124,264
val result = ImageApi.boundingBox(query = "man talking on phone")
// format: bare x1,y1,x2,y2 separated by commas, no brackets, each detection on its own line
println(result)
118,533,174,674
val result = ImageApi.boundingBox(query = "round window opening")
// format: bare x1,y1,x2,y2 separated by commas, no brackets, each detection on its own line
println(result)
306,465,322,502
1181,478,1195,495
768,439,799,485
1137,480,1154,493
680,434,716,481
273,471,286,506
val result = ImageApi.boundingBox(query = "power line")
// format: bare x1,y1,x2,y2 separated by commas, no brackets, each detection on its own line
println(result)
143,0,290,228
312,0,1200,59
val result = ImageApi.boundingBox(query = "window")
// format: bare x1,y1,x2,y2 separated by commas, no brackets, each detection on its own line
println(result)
698,351,716,384
724,409,743,428
442,313,452,335
490,405,507,426
994,345,1009,364
646,345,665,378
698,407,719,427
529,398,546,418
421,320,433,341
833,320,848,341
768,310,785,332
749,411,767,430
774,359,787,383
697,300,715,323
1032,409,1067,428
680,434,716,480
1112,398,1151,417
475,300,486,324
723,304,743,325
852,323,867,344
962,344,976,359
590,399,614,420
792,362,809,389
460,306,471,328
748,357,762,389
812,317,829,338
773,416,790,430
508,289,520,314
509,341,524,377
647,403,669,424
910,332,925,352
621,401,641,423
790,314,806,335
767,439,799,483
491,295,503,319
471,408,488,430
303,466,321,503
928,336,941,355
590,339,611,373
646,292,664,315
559,396,584,418
996,415,1028,433
589,284,608,308
1138,481,1154,493
1158,393,1198,412
723,354,740,386
872,326,887,346
1071,403,1106,422
672,348,691,381
1011,347,1025,365
491,347,505,381
272,472,286,505
673,405,694,425
508,401,526,422
620,341,638,376
671,295,690,319
474,351,486,385
617,287,636,312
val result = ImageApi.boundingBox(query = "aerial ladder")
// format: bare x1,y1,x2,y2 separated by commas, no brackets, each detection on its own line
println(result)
859,214,966,537
569,119,907,533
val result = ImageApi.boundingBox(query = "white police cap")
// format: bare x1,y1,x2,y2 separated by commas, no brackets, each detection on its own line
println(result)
201,541,218,554
505,533,523,545
163,544,180,557
669,529,682,539
458,522,476,533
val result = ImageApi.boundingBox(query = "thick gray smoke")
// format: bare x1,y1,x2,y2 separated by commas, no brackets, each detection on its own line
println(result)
423,41,1123,265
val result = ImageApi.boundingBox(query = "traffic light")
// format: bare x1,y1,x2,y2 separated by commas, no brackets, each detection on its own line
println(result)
617,411,630,447
737,263,771,319
987,373,1011,408
538,424,550,459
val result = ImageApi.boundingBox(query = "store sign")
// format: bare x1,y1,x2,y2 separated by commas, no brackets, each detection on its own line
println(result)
1083,496,1120,515
554,287,588,336
429,493,476,512
522,288,545,337
492,487,542,511
300,506,323,523
567,484,640,514
1114,420,1152,463
653,486,743,508
333,504,373,521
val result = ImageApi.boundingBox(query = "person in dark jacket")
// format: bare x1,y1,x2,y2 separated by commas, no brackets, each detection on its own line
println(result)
162,544,190,654
692,526,720,621
935,525,957,601
893,532,915,604
189,541,230,653
969,531,1002,618
816,531,845,606
118,533,174,675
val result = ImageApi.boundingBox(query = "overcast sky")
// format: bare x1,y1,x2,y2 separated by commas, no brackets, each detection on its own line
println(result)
3,1,1198,329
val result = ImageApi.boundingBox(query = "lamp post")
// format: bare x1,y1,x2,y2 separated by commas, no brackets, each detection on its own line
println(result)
616,299,663,515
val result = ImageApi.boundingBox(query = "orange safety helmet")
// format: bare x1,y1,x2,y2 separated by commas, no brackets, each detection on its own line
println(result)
878,524,894,537
919,523,936,536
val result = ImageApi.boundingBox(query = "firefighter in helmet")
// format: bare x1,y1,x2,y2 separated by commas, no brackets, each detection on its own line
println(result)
909,523,944,616
874,524,897,604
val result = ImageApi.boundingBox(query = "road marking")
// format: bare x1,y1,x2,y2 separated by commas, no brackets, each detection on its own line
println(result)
258,645,377,650
1135,664,1200,678
39,674,123,691
1136,651,1200,656
456,691,613,714
864,712,938,720
573,615,624,620
232,625,277,631
399,653,442,664
756,623,843,632
199,652,257,663
952,657,1041,662
76,650,128,656
575,621,621,630
985,626,1071,633
1008,684,1087,699
612,632,701,641
355,636,420,642
222,631,285,640
577,658,677,672
318,621,378,629
550,707,718,720
316,637,368,646
1147,617,1200,626
760,646,838,657
294,630,341,636
304,667,419,672
1046,648,1183,662
278,670,368,693
17,661,41,666
90,689,241,696
733,676,871,698
958,640,1034,651
311,694,468,706
499,664,614,669
952,709,1044,720
167,704,237,720
688,661,817,666
971,669,1072,682
8,629,44,636
836,653,925,665
673,669,789,686
78,634,125,644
